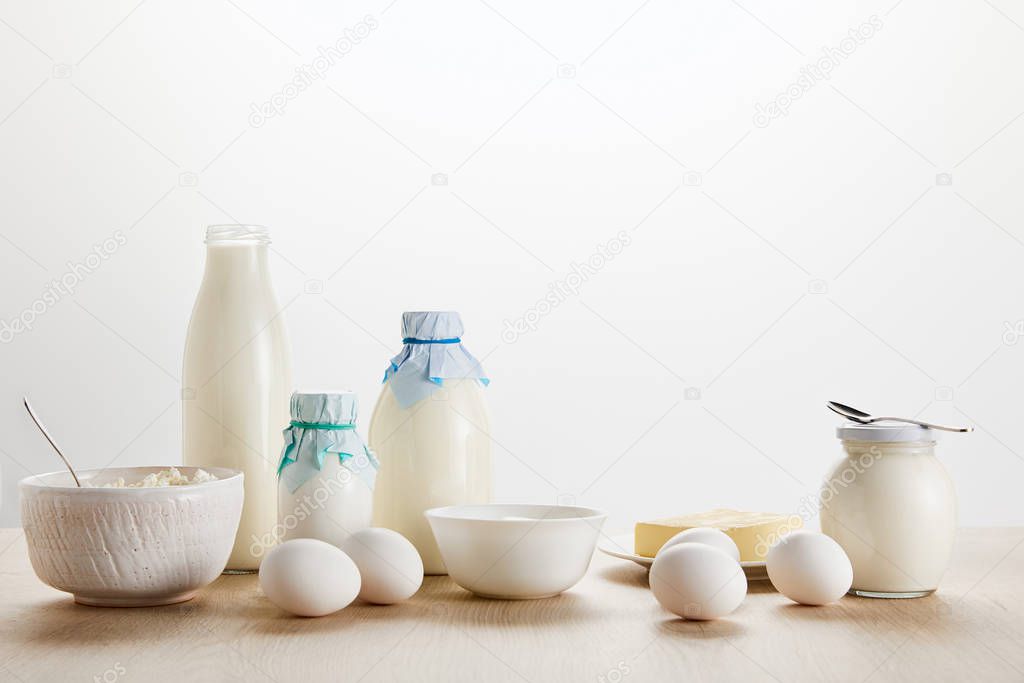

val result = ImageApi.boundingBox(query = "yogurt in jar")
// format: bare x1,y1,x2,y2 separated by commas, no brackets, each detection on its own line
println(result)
820,423,957,598
277,392,378,549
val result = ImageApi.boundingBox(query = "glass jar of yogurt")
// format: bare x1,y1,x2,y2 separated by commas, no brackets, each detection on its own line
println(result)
820,423,956,598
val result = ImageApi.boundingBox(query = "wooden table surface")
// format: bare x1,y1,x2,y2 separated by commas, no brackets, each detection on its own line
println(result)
1,527,1022,683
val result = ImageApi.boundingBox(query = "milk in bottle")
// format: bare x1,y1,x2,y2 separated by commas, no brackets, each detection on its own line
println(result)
369,311,491,574
183,225,292,571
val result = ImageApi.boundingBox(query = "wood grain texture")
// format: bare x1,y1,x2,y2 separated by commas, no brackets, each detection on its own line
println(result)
1,527,1022,683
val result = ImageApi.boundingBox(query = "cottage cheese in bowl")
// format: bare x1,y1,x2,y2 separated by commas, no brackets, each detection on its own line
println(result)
96,466,218,488
20,466,243,606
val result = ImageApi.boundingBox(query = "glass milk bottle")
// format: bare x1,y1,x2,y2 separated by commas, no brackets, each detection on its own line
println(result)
277,391,378,548
370,311,492,574
820,423,957,598
183,225,292,572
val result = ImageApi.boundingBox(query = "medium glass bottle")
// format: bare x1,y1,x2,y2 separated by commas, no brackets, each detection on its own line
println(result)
369,311,492,574
183,225,292,572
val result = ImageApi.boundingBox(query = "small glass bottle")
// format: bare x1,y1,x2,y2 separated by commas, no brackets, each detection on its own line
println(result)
820,423,957,598
277,391,378,549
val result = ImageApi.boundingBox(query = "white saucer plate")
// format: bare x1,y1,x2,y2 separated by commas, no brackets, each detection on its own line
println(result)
599,534,769,581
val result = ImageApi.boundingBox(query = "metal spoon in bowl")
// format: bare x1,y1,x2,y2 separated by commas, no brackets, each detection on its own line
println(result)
23,397,82,486
827,401,973,433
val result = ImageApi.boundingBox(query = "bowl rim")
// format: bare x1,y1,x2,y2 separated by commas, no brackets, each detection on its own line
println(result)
19,466,243,493
425,503,606,523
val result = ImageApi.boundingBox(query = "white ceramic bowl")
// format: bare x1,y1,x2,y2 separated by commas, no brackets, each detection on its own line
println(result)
425,504,606,599
20,467,243,607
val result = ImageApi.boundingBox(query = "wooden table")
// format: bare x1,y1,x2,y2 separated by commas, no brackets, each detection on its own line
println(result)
1,528,1022,682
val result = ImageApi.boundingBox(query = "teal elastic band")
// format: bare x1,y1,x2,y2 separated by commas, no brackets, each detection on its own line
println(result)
289,420,356,430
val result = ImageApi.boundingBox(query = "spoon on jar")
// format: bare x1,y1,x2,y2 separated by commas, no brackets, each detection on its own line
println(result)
23,397,82,486
826,401,973,433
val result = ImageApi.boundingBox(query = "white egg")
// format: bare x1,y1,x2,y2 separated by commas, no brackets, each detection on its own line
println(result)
650,543,747,620
259,539,361,617
340,528,423,605
659,527,740,562
766,531,852,605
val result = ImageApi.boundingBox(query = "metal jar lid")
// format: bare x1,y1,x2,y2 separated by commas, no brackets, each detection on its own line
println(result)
836,422,936,442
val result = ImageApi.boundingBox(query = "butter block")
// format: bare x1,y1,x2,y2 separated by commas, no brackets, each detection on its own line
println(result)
635,509,800,561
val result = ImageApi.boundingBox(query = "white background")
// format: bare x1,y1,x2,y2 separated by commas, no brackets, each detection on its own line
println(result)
1,0,1022,531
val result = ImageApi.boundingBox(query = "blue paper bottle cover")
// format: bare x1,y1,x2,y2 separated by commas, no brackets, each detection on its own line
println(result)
277,391,378,494
382,311,489,408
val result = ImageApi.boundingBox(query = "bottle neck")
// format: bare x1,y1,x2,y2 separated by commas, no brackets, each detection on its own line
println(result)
202,242,270,285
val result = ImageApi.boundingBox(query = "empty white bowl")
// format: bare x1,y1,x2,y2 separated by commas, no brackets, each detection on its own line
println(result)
425,504,605,599
20,466,243,607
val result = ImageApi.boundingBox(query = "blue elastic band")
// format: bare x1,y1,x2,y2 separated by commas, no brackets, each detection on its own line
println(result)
402,337,461,344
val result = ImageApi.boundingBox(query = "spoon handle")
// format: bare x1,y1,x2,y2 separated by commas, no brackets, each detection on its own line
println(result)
869,416,973,433
23,397,82,487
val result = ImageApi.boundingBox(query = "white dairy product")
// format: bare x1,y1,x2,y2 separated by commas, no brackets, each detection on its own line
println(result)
183,225,292,571
98,467,217,488
369,312,492,575
820,423,957,598
370,379,491,574
279,459,373,547
277,391,378,549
